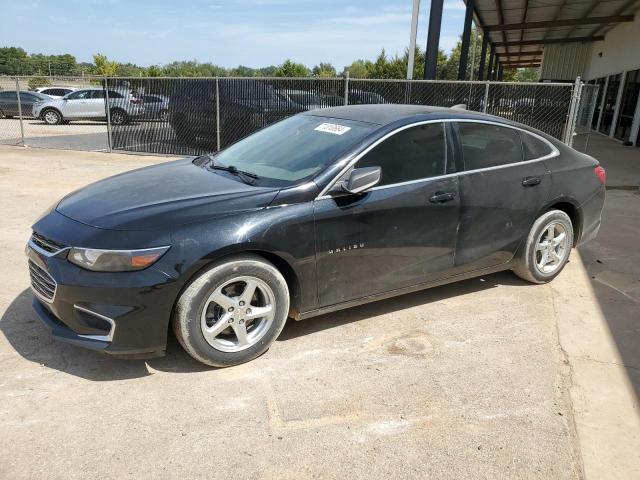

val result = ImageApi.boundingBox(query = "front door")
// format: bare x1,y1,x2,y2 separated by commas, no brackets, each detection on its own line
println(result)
61,90,94,118
452,121,552,271
314,122,460,307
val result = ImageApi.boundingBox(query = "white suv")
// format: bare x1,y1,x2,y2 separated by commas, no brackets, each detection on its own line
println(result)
32,88,145,125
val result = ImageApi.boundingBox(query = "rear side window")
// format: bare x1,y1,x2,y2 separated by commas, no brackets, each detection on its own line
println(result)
458,122,523,170
356,123,446,186
520,132,553,160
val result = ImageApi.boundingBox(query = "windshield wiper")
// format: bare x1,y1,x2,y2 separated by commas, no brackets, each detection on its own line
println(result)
208,159,260,185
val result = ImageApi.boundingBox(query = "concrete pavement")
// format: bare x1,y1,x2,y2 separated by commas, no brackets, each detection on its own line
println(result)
0,140,638,479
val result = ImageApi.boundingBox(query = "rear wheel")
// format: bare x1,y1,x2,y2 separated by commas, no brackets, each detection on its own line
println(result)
110,109,128,125
42,109,62,125
513,210,574,284
172,254,290,367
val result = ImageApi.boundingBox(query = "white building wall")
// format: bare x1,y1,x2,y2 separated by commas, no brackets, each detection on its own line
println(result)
584,14,640,80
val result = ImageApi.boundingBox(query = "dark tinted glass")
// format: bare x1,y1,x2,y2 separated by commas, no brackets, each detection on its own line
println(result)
356,123,446,186
0,92,13,99
458,122,522,170
67,90,91,100
107,90,123,98
520,132,552,160
212,115,376,187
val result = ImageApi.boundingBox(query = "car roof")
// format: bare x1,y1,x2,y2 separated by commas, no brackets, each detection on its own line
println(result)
303,104,467,125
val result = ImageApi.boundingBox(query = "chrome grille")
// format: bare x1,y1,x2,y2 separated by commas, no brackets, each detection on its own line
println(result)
29,260,57,302
31,232,66,254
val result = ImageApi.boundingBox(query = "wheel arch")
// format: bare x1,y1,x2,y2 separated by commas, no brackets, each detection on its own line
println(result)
170,247,303,325
41,107,63,121
540,197,582,246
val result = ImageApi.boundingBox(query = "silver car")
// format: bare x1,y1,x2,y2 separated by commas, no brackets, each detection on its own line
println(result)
32,88,145,125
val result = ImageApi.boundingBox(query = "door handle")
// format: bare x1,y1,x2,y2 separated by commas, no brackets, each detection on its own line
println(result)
429,191,456,203
522,176,541,187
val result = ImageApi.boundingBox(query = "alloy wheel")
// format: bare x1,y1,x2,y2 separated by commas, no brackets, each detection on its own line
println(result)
534,222,569,274
200,276,276,352
44,111,59,125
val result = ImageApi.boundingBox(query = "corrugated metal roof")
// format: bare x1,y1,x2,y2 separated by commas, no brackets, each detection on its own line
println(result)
469,0,640,68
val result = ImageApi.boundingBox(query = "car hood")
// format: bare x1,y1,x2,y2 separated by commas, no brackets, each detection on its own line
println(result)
56,158,280,231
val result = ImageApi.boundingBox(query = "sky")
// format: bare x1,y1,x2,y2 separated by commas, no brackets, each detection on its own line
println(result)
2,0,468,69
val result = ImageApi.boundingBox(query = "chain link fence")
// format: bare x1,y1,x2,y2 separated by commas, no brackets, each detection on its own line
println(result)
1,75,585,155
572,83,600,153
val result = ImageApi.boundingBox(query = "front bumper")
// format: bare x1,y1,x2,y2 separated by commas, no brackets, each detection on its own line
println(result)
27,215,177,358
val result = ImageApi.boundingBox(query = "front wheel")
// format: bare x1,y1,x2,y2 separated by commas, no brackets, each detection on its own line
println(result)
42,109,62,125
512,209,574,284
172,255,290,367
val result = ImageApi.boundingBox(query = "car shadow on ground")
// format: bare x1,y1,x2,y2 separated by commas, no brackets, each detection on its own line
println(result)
1,271,529,382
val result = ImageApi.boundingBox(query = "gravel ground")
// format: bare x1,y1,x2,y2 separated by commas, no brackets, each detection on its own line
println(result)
0,145,589,480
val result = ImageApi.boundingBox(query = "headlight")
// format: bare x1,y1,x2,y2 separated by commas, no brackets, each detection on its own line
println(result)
67,246,170,272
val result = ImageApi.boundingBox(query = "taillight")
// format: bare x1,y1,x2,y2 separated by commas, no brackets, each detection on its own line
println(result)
594,166,606,184
130,98,141,104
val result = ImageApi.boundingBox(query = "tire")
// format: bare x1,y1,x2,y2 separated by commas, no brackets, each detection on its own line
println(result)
172,254,290,367
512,210,574,284
42,109,62,125
110,109,128,125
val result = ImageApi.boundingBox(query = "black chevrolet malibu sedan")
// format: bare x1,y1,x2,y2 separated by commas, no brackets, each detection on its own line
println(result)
27,105,606,366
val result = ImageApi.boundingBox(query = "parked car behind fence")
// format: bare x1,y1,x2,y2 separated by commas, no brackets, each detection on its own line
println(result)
32,88,145,125
0,91,50,118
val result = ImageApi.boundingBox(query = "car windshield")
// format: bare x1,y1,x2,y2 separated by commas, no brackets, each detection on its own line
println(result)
208,115,376,187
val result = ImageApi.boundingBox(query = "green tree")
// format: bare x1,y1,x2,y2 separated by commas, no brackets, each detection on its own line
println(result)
274,59,310,77
312,62,336,77
343,59,371,78
92,53,118,76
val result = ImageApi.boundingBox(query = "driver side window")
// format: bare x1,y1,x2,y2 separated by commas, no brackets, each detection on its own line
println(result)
356,123,447,186
66,90,92,100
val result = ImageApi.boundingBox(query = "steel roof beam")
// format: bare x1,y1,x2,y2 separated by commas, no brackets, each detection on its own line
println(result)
494,36,604,47
487,15,634,31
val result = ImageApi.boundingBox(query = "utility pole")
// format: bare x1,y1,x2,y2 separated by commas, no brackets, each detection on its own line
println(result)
406,0,421,80
48,61,52,77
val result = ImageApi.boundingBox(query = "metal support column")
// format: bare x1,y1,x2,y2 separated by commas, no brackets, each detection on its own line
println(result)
424,0,444,80
595,76,609,132
628,84,640,146
487,46,495,82
458,0,474,80
14,78,25,147
610,70,627,138
406,0,421,80
478,32,488,80
497,64,504,81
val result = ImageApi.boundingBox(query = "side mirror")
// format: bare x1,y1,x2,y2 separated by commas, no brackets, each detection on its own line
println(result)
342,166,381,194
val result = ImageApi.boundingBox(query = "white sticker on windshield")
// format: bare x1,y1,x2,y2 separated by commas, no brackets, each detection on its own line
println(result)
314,123,351,135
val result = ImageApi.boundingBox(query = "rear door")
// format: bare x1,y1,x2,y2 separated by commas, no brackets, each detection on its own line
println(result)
314,122,460,307
452,121,552,271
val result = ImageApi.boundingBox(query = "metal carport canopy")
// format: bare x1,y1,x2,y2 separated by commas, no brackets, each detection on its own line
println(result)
470,0,640,68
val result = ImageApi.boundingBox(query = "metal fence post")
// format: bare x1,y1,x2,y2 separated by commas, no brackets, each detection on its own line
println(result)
344,71,349,106
564,76,582,146
104,77,113,152
15,78,25,147
482,81,490,113
216,77,221,152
